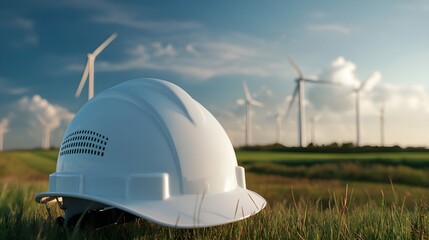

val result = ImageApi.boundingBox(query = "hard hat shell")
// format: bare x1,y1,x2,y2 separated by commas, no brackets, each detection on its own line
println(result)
35,78,266,228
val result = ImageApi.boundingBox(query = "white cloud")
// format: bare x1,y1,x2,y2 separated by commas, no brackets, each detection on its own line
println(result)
78,0,203,33
0,78,30,95
205,42,258,61
95,16,203,32
66,39,429,147
362,71,382,92
127,44,149,57
306,23,351,34
371,84,429,112
0,118,9,130
171,65,217,80
6,18,34,31
302,57,357,112
186,44,201,57
306,56,381,112
253,85,273,98
151,42,177,57
18,95,74,129
0,17,38,46
212,56,429,147
308,11,328,19
236,99,245,106
277,57,429,147
322,56,360,87
47,0,203,32
84,40,289,80
397,3,429,12
2,95,74,149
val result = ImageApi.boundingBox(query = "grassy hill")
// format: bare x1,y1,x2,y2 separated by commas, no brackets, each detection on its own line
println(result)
2,183,429,239
237,151,429,187
2,149,429,238
3,149,429,185
0,150,57,181
237,150,429,164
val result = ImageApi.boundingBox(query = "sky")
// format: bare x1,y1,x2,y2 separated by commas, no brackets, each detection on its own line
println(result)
0,0,429,149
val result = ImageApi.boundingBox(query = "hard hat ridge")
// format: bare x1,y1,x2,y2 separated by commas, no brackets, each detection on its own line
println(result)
106,78,206,126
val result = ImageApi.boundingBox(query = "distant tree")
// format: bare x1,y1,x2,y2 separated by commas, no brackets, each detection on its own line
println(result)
341,142,354,148
326,142,340,148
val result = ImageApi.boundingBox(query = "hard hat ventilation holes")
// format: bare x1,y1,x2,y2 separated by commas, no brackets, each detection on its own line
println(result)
59,129,108,157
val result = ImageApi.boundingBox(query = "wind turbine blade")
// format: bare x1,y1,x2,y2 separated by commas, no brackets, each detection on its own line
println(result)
36,115,46,126
75,61,89,97
359,71,381,92
284,84,299,120
302,79,340,85
242,81,252,101
358,77,370,91
88,57,94,100
286,55,303,78
250,99,263,107
92,33,118,57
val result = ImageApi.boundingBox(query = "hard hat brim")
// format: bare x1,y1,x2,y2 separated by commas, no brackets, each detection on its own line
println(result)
35,187,266,228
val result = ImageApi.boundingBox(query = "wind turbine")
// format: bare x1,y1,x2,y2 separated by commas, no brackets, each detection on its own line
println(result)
76,33,118,100
0,118,9,152
285,56,338,147
242,81,263,146
350,70,381,147
0,128,8,152
37,116,51,150
275,110,284,144
380,103,385,147
351,76,374,147
310,115,320,146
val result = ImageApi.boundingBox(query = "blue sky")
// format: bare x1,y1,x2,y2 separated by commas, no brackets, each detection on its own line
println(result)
0,0,429,149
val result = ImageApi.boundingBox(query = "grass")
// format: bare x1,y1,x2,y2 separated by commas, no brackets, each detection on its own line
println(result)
0,150,57,181
238,150,429,187
237,150,429,165
247,172,429,209
1,181,429,239
1,149,429,238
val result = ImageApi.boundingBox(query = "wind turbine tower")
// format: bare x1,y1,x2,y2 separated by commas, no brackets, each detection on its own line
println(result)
380,104,385,147
354,88,362,147
352,74,378,147
0,128,8,152
275,110,284,144
242,81,263,146
76,33,117,101
37,116,51,150
0,118,9,152
310,115,320,146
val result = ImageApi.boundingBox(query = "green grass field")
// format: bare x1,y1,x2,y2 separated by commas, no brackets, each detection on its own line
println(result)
1,149,429,239
237,150,429,169
239,150,429,188
0,150,56,181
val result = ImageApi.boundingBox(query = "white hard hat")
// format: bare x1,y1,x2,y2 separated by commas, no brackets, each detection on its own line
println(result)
35,78,266,228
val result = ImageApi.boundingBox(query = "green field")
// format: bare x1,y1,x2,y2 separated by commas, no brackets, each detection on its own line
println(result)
239,150,429,188
1,149,429,239
0,150,57,181
237,150,429,169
